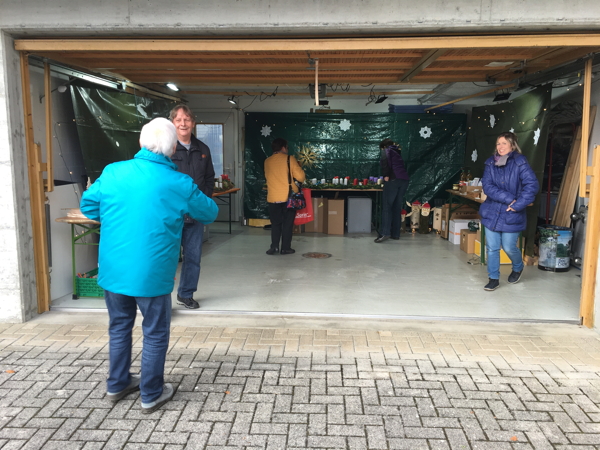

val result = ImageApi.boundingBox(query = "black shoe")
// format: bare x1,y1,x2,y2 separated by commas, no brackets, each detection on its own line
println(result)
266,247,279,255
374,235,390,243
177,296,199,309
280,249,295,255
508,270,523,284
484,279,500,291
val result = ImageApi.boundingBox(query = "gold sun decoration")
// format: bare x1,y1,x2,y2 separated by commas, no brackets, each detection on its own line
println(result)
296,145,320,168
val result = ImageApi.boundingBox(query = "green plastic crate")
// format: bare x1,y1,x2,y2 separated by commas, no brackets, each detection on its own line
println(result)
76,268,104,298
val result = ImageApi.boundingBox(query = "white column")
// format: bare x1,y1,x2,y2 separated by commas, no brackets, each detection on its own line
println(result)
0,31,37,322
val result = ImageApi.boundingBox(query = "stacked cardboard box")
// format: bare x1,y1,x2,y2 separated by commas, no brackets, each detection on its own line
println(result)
449,219,479,245
460,229,477,253
327,199,345,235
305,197,327,233
440,204,479,239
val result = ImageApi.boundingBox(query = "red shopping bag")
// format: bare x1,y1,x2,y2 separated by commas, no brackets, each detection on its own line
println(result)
294,188,313,225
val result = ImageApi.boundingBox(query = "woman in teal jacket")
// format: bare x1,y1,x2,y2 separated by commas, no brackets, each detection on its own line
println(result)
80,117,218,414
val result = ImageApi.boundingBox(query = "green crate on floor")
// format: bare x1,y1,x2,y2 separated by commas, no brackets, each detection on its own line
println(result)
76,268,104,297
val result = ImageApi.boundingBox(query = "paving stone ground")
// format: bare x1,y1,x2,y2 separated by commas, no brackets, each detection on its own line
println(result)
3,318,600,449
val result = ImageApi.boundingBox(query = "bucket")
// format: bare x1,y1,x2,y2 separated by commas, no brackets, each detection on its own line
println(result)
538,225,572,272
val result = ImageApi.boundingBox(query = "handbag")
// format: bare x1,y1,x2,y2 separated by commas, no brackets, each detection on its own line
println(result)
286,155,306,210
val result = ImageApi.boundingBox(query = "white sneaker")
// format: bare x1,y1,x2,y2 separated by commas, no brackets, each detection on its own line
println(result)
141,383,175,414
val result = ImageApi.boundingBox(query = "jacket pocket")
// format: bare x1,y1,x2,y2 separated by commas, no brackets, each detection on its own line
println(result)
504,209,526,226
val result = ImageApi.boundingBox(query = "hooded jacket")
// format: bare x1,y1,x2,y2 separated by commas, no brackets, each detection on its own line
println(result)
479,151,539,233
80,148,219,297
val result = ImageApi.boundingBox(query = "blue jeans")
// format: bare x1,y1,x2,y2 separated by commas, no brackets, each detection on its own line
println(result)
484,227,524,280
178,220,204,298
380,178,409,238
104,290,171,404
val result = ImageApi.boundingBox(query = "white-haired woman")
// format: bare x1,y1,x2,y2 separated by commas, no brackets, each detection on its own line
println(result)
81,117,218,413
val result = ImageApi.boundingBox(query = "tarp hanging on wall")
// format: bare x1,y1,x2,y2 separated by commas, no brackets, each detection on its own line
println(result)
71,82,177,181
244,112,467,219
465,84,552,255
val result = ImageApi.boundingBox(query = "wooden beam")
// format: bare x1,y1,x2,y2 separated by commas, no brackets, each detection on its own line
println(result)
43,62,54,193
15,34,600,53
424,83,516,111
400,49,446,82
20,54,51,314
182,90,435,96
580,58,593,197
580,145,600,327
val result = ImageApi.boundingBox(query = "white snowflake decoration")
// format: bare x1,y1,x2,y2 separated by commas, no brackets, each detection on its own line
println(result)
419,126,432,139
471,149,478,162
339,119,351,131
509,127,515,133
261,125,272,137
489,114,496,128
533,127,541,145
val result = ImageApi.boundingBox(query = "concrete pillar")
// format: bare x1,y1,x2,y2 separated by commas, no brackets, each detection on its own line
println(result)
0,31,37,322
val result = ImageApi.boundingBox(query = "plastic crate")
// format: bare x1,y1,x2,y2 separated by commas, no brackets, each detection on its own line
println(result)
76,268,104,297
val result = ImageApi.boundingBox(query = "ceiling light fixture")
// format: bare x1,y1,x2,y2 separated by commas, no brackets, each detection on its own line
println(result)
493,91,511,102
166,83,179,91
228,96,237,105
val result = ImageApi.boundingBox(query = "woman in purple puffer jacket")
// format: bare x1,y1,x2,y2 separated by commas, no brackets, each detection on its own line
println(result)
479,132,539,291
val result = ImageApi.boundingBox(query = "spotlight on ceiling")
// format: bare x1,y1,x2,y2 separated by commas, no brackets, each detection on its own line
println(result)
493,92,511,102
375,95,389,104
228,96,237,105
166,83,179,91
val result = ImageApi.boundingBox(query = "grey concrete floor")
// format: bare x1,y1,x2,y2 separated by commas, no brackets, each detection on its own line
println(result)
52,223,582,322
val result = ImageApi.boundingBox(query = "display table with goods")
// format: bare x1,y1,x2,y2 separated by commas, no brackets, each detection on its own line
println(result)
211,175,239,234
307,178,384,233
55,210,101,299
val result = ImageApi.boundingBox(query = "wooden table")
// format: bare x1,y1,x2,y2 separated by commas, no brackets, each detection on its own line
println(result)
446,189,523,265
212,188,241,234
55,216,100,298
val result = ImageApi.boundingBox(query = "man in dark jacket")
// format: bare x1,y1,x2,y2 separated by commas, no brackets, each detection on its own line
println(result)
170,105,216,309
375,139,410,243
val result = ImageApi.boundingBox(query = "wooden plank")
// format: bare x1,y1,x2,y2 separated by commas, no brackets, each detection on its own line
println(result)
553,106,597,227
553,125,581,226
400,49,446,82
580,145,600,327
14,34,600,52
20,54,51,314
43,62,54,193
580,59,593,197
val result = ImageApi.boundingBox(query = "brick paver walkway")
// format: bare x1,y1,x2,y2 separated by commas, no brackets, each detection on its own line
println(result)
2,320,600,449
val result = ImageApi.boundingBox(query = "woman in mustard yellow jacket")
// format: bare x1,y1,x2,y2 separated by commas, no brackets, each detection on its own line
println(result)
264,138,306,255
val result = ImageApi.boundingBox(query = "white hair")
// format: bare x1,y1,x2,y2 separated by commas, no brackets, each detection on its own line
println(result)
139,117,177,157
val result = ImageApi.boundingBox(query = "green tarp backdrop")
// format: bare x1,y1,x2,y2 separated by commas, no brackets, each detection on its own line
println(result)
244,112,467,219
71,83,177,181
465,84,552,255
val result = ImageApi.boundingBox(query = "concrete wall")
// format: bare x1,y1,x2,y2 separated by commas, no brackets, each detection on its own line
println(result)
1,0,600,35
0,32,37,322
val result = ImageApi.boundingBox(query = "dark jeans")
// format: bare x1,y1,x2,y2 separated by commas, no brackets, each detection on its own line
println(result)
104,290,171,404
380,178,409,238
268,202,296,251
178,220,204,299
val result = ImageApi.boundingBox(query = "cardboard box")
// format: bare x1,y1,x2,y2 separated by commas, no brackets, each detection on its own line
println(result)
305,197,327,233
327,199,345,235
475,240,513,264
440,204,450,238
460,230,477,254
292,225,304,234
459,185,483,195
432,207,442,231
449,218,479,245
